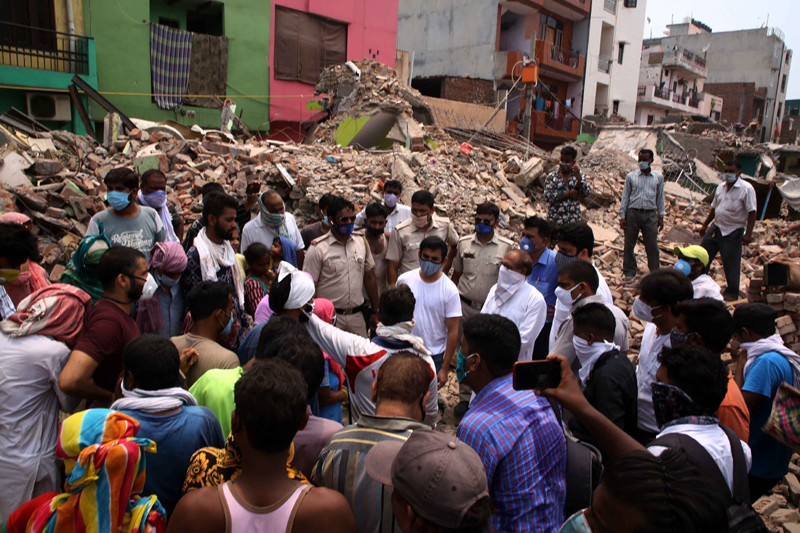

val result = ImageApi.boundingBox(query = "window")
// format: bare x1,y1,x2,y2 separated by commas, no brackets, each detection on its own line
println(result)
1,0,57,50
624,0,637,6
186,4,224,36
613,100,620,114
782,74,788,93
274,7,347,85
673,81,678,92
159,18,180,29
618,43,625,65
647,114,655,125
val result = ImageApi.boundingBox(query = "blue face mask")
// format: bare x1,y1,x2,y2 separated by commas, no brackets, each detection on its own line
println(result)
559,510,593,533
419,259,443,277
520,237,536,254
220,310,234,336
157,272,179,287
337,223,355,237
107,190,131,211
674,259,692,276
322,215,329,226
475,223,493,235
638,161,651,171
456,348,476,383
670,328,691,347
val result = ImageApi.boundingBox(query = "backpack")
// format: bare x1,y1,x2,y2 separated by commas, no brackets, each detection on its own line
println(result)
651,424,768,533
546,399,604,517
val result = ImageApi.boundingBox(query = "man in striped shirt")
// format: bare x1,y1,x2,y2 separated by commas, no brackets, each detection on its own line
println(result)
312,352,431,533
619,149,665,281
457,314,567,533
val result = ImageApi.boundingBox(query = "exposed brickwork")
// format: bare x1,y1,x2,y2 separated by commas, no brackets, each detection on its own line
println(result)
440,77,495,105
704,82,759,125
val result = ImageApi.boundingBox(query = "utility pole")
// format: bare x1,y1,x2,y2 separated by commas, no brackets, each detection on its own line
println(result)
523,35,536,144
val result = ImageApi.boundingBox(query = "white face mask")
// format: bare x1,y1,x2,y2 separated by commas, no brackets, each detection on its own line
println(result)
497,265,526,291
555,285,580,308
139,273,159,301
572,336,617,384
632,297,660,323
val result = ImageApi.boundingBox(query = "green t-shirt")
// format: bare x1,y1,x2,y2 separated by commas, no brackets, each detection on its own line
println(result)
189,367,244,438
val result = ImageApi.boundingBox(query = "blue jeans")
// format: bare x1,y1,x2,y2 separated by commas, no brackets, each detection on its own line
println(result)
701,225,744,299
432,352,445,374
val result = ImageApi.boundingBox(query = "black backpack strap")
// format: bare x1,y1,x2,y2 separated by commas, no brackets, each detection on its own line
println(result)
718,424,752,505
650,432,730,496
547,397,563,425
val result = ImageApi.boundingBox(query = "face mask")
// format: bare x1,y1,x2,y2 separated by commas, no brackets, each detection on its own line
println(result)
555,285,580,308
497,265,525,292
157,272,179,287
107,190,131,211
475,223,493,235
219,310,234,336
366,226,385,237
138,273,158,301
143,190,167,208
456,348,476,383
632,298,659,323
127,275,145,302
652,381,711,428
303,300,316,319
412,213,430,229
638,161,651,171
554,250,578,269
419,259,443,277
322,215,329,226
572,336,609,370
337,223,355,237
520,237,536,254
723,173,738,184
670,328,690,347
259,196,286,228
674,259,691,276
739,341,757,354
0,268,21,284
384,193,399,208
559,509,593,533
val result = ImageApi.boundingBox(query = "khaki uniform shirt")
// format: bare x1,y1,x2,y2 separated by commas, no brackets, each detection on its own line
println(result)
303,231,374,309
386,215,459,275
452,233,514,305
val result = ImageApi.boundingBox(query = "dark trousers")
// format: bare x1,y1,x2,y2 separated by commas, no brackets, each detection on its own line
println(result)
749,474,782,501
432,352,444,374
532,321,553,361
701,225,744,299
623,209,660,277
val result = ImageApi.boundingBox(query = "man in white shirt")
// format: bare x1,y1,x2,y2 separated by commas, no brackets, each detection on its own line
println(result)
673,245,723,301
241,190,305,267
633,269,694,442
698,160,757,301
549,222,613,350
550,260,629,371
481,250,546,362
397,236,461,387
354,179,411,233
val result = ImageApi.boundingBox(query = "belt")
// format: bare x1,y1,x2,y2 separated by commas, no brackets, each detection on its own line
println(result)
335,305,365,316
629,208,656,212
460,294,483,310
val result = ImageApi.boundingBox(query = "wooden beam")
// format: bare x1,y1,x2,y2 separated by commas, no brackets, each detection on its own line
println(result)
68,84,95,138
71,75,136,132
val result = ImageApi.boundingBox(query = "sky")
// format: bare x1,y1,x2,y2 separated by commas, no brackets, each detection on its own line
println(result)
644,0,800,99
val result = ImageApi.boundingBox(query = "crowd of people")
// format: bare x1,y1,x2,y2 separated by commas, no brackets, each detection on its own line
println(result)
0,152,792,533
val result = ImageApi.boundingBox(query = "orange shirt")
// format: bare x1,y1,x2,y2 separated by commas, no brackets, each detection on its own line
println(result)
717,373,750,443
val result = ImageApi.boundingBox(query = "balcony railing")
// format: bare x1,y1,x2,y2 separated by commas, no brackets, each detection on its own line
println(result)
681,49,706,68
545,43,581,70
598,56,611,73
604,0,617,13
0,21,92,75
544,114,574,132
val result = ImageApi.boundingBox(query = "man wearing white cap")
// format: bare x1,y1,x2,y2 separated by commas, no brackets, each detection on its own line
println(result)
674,245,724,302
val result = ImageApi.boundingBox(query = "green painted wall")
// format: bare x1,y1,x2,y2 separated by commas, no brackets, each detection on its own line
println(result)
83,0,271,132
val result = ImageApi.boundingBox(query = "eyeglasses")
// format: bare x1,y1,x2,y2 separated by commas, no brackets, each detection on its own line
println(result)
337,216,356,223
475,217,494,225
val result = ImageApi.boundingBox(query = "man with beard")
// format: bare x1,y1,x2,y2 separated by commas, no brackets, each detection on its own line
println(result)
60,246,152,406
182,192,248,350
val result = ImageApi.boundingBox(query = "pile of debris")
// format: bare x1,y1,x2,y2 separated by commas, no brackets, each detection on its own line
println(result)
753,457,800,532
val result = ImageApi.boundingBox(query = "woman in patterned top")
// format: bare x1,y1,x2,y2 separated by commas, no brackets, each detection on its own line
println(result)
544,145,592,228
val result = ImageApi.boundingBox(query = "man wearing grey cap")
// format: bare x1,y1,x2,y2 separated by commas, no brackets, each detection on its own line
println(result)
365,429,494,533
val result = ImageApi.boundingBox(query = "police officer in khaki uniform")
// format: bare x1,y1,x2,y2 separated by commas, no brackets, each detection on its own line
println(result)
304,196,379,337
386,190,459,286
451,202,512,417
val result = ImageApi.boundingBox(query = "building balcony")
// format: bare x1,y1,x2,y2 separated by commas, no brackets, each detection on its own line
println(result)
637,85,704,113
502,0,589,21
506,111,579,144
598,56,612,74
647,46,708,79
535,40,585,82
0,22,93,75
604,0,617,13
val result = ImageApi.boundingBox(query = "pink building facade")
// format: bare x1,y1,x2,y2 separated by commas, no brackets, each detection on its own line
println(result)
268,0,399,141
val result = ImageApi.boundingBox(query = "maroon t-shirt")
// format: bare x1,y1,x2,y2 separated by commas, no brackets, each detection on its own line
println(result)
74,299,139,392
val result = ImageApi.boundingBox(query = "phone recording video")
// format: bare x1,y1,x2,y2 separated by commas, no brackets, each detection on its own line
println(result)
513,360,561,391
765,263,789,287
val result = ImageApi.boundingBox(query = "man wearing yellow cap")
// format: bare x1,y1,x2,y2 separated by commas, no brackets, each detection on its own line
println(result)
673,245,724,301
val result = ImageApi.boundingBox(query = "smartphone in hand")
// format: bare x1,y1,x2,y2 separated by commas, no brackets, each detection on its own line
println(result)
765,263,790,287
513,360,561,391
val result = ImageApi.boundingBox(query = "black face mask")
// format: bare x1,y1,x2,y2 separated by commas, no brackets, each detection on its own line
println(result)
366,226,385,237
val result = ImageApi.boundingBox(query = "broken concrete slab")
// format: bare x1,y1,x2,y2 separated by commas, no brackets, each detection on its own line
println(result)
0,150,33,188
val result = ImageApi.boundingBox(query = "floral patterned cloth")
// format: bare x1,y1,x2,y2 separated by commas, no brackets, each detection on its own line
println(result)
182,435,308,493
543,170,592,227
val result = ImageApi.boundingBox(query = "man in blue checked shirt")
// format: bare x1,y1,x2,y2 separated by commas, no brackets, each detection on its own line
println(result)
457,314,567,533
619,149,665,282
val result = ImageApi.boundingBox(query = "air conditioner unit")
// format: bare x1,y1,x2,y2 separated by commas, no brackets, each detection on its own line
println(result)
26,93,72,122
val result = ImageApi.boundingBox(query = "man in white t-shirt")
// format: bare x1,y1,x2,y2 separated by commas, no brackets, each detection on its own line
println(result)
673,245,723,301
698,160,757,301
397,236,461,387
241,190,305,267
549,222,613,350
